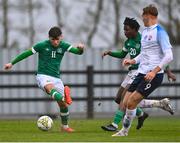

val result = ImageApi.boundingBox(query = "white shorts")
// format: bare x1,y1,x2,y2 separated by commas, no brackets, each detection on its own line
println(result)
36,74,64,96
121,70,138,88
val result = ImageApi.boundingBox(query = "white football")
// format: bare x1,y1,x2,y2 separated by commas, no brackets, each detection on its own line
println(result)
37,115,53,131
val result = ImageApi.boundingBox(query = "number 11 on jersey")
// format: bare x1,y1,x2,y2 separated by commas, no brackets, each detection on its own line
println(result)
52,51,56,58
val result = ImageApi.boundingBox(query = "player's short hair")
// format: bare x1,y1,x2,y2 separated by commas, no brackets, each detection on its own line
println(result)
48,26,62,38
142,4,158,17
123,17,140,31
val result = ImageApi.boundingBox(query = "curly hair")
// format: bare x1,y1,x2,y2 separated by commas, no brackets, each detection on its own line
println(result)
123,17,140,31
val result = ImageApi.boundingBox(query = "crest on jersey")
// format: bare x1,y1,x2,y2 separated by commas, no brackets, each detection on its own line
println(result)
57,48,63,54
135,44,140,49
144,35,148,40
144,35,152,41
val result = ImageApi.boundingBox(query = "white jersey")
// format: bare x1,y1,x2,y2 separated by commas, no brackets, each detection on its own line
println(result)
135,24,173,74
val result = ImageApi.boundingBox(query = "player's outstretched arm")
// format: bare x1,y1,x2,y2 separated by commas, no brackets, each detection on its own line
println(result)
69,43,84,55
102,50,127,59
4,49,34,70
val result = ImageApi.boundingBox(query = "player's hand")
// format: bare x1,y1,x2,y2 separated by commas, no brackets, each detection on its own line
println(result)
167,71,176,82
144,71,156,81
102,51,111,59
122,59,135,67
4,63,13,70
76,43,84,51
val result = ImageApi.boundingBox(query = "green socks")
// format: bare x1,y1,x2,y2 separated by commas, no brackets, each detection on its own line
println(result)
50,89,69,126
112,107,143,127
136,107,143,117
113,109,125,125
60,107,69,125
50,89,63,101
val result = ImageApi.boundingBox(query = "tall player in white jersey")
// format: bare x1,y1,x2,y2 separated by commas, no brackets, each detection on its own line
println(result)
112,4,173,136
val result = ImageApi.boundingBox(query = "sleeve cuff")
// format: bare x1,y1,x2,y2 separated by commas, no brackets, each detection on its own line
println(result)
31,47,37,54
67,45,73,51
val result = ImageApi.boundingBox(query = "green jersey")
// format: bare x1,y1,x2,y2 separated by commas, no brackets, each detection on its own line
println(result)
123,32,141,70
32,40,72,78
109,32,141,70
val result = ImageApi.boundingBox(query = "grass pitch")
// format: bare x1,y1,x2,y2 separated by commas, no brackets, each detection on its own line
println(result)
0,117,179,142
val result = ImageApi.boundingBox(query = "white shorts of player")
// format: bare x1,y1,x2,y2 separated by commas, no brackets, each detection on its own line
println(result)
121,70,138,88
36,74,64,96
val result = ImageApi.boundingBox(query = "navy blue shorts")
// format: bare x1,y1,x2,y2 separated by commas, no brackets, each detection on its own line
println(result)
128,73,164,98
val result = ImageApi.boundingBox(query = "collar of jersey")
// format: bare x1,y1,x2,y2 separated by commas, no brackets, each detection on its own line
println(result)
144,24,158,30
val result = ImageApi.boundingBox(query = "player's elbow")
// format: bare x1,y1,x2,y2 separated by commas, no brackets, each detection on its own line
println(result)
167,50,173,63
169,53,173,62
164,49,173,64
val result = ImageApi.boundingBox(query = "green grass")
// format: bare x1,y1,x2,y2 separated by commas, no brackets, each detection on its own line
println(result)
0,117,179,142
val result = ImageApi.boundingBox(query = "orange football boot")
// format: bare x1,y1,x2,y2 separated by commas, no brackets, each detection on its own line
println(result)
61,127,75,133
64,86,72,105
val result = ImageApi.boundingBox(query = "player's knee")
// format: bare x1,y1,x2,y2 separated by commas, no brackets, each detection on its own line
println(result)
122,100,128,108
45,88,51,94
44,84,54,94
127,97,137,109
119,102,126,111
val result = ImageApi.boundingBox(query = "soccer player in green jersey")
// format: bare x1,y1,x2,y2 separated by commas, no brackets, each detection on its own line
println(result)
4,26,84,133
101,17,176,132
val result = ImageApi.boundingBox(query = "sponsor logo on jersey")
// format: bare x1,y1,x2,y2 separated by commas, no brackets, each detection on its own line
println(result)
46,48,50,51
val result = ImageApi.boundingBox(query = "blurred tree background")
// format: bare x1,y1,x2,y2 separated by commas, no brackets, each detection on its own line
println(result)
0,0,179,49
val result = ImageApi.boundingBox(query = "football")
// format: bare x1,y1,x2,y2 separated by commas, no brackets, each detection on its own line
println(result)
37,115,53,131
